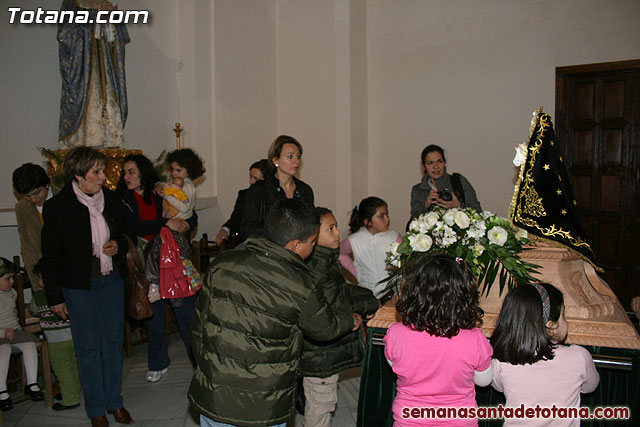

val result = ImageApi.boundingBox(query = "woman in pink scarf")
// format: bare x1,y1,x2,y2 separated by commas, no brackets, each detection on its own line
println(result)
41,147,133,427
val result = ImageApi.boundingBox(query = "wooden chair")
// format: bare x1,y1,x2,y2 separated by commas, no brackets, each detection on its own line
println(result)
191,233,224,274
10,257,53,409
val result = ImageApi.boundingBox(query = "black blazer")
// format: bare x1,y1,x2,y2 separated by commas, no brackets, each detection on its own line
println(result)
118,189,198,239
240,174,314,239
222,188,248,238
41,183,128,306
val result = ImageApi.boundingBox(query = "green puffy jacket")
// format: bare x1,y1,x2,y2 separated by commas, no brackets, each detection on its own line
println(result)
300,246,380,377
188,237,355,426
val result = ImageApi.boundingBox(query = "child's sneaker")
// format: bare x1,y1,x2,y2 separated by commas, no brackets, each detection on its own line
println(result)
148,284,161,303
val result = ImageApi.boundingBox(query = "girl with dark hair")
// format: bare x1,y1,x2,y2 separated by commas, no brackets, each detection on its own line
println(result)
491,283,599,425
338,197,402,298
410,144,482,219
384,254,493,426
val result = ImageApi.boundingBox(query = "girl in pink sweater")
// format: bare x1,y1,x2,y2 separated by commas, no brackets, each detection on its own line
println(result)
384,254,493,426
490,283,599,426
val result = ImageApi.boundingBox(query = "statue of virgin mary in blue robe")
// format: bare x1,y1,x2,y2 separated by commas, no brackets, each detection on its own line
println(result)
57,0,129,148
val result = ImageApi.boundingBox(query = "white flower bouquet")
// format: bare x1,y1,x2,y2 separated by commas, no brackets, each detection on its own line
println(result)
386,207,537,295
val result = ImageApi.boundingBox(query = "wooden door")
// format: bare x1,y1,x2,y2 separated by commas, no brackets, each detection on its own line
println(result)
556,60,640,311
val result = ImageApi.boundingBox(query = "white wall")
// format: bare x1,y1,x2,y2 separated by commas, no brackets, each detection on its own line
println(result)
367,0,640,230
212,0,277,231
1,0,639,260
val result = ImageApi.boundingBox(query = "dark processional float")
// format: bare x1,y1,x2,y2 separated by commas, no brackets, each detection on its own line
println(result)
358,109,639,427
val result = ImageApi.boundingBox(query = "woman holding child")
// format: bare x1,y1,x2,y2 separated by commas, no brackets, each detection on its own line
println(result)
240,135,314,238
41,147,133,427
117,152,200,384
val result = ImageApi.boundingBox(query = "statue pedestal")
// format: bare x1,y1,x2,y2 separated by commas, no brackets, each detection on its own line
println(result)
368,240,640,350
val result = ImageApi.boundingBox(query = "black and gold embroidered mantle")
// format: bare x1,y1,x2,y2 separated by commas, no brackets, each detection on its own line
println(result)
509,109,601,270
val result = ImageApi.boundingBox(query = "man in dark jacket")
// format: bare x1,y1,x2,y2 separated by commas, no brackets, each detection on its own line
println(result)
188,200,356,427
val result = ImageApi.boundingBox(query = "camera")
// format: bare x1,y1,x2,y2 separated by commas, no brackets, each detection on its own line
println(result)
439,189,453,202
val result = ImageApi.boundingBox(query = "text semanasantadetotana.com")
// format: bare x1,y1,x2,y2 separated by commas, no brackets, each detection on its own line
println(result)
7,7,149,25
401,404,630,421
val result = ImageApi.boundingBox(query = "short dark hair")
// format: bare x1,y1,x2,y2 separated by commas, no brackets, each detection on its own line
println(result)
249,159,269,179
166,148,205,180
118,154,160,204
421,144,446,166
348,196,387,233
315,206,333,219
491,283,564,365
12,163,49,195
265,199,319,247
63,147,108,183
396,253,483,338
0,257,17,278
267,135,303,173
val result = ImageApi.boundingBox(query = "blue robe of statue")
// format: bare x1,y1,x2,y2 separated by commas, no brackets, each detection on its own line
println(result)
57,0,130,147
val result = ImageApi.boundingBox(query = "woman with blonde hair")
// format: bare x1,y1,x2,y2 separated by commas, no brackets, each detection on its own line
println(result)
240,135,314,238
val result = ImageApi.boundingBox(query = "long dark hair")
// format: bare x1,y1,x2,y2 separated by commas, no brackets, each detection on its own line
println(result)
396,254,483,338
118,154,160,204
491,283,564,365
348,196,387,233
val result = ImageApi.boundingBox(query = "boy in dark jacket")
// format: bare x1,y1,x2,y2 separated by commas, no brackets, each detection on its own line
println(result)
301,208,379,427
188,200,357,427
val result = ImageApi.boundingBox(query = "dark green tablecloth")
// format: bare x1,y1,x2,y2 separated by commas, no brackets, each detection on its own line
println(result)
357,328,639,426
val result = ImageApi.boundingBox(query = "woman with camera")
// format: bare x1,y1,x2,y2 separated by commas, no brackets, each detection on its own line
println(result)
410,144,482,219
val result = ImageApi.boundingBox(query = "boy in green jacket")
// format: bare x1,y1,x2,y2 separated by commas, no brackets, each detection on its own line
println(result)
188,199,357,427
301,207,379,427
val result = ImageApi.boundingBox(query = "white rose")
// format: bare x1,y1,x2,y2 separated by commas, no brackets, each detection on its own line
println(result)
515,228,528,240
488,226,508,246
472,244,485,256
454,211,470,229
409,218,421,232
513,142,527,167
443,211,455,226
424,212,439,228
408,234,433,252
389,241,400,257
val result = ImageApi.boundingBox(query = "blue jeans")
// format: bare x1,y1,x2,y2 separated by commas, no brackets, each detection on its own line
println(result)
200,414,286,427
145,295,197,371
63,273,125,419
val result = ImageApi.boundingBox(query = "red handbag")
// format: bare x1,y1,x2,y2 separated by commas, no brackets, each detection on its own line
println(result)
158,228,201,299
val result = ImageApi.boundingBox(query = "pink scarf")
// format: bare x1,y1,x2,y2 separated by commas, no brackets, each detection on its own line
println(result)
72,181,112,275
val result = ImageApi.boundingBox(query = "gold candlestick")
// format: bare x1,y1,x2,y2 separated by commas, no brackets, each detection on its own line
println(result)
173,123,183,149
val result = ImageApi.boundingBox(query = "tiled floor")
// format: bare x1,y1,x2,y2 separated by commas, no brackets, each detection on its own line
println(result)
0,337,361,426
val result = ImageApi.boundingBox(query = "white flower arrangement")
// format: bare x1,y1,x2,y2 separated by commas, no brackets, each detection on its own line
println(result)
386,207,538,295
